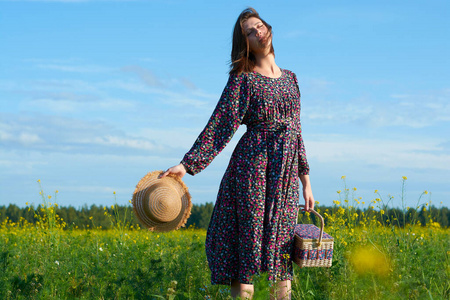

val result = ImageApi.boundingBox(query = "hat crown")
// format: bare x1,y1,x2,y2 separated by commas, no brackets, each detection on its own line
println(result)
144,182,182,223
133,171,191,232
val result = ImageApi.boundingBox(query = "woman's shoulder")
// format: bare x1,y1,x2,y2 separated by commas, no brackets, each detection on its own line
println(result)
281,68,297,78
281,69,300,85
226,71,250,87
229,71,249,80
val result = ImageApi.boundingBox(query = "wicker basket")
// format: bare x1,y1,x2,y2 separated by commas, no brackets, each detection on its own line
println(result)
292,206,334,268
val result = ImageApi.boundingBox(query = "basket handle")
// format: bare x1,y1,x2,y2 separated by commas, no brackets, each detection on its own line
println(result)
298,205,325,246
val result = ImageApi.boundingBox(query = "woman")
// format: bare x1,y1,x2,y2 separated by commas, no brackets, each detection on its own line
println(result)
160,7,314,299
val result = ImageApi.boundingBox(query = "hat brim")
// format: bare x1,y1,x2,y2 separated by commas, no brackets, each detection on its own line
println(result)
132,171,192,232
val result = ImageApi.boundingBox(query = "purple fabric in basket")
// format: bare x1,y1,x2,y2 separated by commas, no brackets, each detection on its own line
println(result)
294,248,333,261
318,249,325,260
294,248,308,260
294,224,333,240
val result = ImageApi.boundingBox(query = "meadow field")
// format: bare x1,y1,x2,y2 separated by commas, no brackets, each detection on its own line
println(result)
1,178,449,299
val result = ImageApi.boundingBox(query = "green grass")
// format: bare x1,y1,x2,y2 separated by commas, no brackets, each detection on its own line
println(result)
1,221,449,299
1,177,449,299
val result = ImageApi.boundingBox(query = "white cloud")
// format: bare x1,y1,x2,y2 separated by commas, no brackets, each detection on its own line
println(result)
0,122,43,146
76,135,159,151
303,88,450,128
104,79,212,109
307,134,450,171
36,64,115,73
29,79,101,94
59,185,124,195
18,132,43,145
121,65,164,88
1,114,160,154
26,96,136,113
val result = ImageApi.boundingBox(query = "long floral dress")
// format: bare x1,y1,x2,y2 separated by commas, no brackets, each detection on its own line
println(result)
181,69,310,285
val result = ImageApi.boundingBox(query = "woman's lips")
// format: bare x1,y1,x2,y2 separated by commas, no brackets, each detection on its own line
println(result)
259,34,269,44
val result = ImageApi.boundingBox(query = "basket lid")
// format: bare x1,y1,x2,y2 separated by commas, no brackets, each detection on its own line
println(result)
294,224,334,240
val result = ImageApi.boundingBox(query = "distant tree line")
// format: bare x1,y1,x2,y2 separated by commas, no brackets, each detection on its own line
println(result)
0,203,215,230
297,205,450,229
0,203,448,230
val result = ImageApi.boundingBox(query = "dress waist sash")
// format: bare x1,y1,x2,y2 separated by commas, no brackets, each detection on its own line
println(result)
247,119,300,134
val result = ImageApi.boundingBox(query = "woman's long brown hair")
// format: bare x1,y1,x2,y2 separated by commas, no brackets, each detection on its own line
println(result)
230,7,275,75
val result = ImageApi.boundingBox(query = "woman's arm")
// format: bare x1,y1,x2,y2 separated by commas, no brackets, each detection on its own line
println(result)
300,174,314,211
160,73,250,179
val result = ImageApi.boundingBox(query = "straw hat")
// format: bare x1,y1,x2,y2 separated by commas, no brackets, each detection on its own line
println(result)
132,170,192,232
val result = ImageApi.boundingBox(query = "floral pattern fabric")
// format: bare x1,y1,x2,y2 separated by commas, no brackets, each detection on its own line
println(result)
181,69,309,285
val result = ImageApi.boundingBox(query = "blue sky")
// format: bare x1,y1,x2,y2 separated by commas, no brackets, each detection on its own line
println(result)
1,0,449,209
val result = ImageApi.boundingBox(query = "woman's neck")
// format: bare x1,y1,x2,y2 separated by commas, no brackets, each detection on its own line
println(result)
253,53,280,78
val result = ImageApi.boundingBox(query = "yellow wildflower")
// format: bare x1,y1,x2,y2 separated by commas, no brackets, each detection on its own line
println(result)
402,176,407,180
350,246,390,276
430,222,441,229
341,176,346,179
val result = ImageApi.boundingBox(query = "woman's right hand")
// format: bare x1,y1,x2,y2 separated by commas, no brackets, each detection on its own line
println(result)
158,163,187,179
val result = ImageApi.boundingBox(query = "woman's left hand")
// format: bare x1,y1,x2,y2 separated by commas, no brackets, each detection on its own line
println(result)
303,185,315,211
299,174,314,211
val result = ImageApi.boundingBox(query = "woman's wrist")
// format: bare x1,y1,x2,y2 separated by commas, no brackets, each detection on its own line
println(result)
299,174,311,188
180,161,192,175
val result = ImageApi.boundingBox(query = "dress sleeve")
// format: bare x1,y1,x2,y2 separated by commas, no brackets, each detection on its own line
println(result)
298,131,310,175
180,73,250,175
293,72,310,176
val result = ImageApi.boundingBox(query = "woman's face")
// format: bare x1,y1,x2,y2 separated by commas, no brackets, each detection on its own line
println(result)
242,17,271,54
